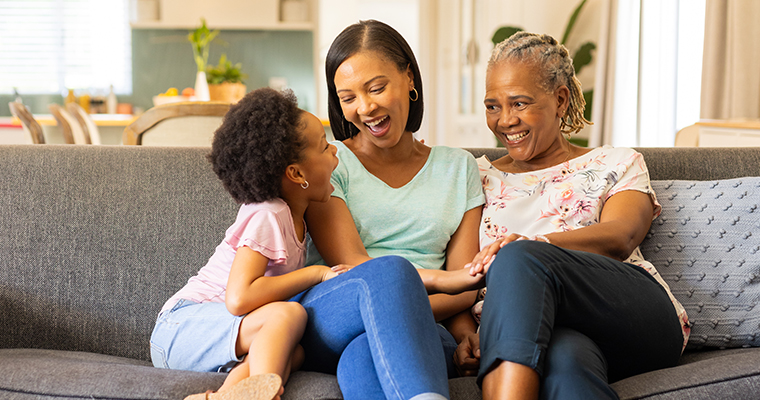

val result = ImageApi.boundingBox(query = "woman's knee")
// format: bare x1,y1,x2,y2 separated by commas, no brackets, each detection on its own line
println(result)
487,240,552,283
356,255,419,286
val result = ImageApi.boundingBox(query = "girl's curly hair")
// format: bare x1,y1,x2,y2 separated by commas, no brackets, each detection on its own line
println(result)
208,88,305,204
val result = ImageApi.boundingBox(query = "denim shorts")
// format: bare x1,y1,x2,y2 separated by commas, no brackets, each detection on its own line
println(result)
150,299,244,372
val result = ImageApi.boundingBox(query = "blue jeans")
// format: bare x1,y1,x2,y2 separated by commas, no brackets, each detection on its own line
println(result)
479,241,683,400
295,256,449,400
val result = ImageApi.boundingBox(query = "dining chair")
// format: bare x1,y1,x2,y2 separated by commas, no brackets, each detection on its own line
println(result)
67,102,102,145
122,101,230,146
8,102,45,144
675,123,699,147
49,103,88,144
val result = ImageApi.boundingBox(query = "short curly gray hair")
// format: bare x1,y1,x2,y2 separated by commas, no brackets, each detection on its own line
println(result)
489,31,592,135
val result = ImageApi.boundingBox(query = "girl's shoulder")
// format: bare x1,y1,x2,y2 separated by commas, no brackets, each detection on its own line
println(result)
234,199,291,226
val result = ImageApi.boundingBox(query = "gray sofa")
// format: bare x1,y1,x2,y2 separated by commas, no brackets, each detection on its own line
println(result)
1,144,760,400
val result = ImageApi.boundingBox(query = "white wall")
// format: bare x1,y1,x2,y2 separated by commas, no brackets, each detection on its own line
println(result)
316,0,421,120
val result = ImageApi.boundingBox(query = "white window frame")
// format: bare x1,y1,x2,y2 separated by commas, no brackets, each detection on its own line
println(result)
0,0,132,96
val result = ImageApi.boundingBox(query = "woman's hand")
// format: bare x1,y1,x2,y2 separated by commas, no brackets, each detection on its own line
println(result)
466,233,551,277
454,332,481,377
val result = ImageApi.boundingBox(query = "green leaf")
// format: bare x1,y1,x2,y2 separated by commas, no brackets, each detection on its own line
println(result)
568,137,589,147
188,18,220,72
206,53,247,84
562,0,588,44
492,26,523,46
572,42,596,74
583,88,593,121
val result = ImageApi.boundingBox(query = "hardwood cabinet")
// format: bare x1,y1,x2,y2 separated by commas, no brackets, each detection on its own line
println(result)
130,0,314,31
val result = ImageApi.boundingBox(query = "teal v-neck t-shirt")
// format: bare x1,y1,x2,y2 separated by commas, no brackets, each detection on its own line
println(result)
306,141,485,270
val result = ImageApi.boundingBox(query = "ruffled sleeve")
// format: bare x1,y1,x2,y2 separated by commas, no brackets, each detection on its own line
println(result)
225,203,291,264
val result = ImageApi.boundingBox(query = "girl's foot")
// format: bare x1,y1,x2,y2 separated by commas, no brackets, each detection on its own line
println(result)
184,373,282,400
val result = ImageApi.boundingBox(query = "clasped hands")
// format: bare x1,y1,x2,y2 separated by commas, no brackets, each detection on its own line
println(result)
452,233,551,376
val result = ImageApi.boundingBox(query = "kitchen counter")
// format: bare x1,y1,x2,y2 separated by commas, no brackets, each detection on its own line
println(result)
3,114,136,145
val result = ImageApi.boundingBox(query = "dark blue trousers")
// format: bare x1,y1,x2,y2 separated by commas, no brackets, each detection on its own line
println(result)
479,240,683,400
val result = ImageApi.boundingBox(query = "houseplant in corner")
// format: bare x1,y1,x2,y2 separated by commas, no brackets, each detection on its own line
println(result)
206,54,248,103
188,18,219,101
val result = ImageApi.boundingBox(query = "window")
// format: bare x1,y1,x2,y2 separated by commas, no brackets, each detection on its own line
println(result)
609,0,705,147
0,0,132,95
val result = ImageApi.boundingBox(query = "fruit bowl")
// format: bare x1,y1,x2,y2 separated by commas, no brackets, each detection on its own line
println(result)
152,95,197,107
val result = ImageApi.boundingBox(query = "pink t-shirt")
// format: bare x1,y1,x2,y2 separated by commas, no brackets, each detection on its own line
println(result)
160,198,306,313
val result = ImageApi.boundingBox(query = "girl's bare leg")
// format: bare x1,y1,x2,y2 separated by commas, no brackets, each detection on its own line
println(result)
482,360,540,400
218,302,308,393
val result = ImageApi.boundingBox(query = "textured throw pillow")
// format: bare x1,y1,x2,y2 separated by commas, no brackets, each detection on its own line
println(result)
641,179,760,349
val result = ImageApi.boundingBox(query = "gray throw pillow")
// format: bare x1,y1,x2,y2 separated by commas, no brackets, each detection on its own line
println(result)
641,179,760,349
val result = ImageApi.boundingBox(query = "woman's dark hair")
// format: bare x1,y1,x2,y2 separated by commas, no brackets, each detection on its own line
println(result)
208,88,305,204
325,19,424,140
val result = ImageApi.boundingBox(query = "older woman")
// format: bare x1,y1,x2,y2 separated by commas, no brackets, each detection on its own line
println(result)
458,32,690,399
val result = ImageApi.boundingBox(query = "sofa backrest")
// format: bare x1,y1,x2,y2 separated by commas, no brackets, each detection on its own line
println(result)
0,145,238,361
3,145,760,361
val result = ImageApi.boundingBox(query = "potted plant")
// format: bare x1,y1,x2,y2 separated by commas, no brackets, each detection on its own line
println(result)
187,18,219,101
206,54,248,103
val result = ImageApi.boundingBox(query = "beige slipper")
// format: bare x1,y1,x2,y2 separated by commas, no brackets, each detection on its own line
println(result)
217,373,282,400
184,373,283,400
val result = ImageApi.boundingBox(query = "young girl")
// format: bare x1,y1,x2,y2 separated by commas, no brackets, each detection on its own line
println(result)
150,87,341,400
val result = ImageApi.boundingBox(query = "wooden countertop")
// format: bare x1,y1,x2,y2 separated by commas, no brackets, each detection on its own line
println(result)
13,113,137,127
696,119,760,130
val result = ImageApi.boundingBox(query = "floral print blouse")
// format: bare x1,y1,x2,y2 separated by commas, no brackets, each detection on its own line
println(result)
474,145,690,350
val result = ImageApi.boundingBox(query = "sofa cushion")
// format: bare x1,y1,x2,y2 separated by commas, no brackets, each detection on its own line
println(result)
0,348,226,399
610,347,760,399
641,178,760,348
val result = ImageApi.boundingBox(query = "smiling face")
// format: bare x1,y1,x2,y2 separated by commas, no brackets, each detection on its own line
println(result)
295,111,339,203
485,60,569,168
333,51,415,148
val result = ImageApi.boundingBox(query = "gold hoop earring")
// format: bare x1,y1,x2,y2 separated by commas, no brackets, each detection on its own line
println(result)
409,88,419,102
301,180,309,189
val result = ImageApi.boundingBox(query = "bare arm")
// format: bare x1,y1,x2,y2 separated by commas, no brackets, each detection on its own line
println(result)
225,246,337,316
420,206,482,335
304,196,372,267
544,190,654,260
468,190,656,276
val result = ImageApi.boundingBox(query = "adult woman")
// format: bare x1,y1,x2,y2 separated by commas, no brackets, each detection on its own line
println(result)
458,32,690,399
302,20,485,399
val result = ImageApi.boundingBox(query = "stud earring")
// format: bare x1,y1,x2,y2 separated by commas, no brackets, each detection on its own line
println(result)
301,180,309,189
